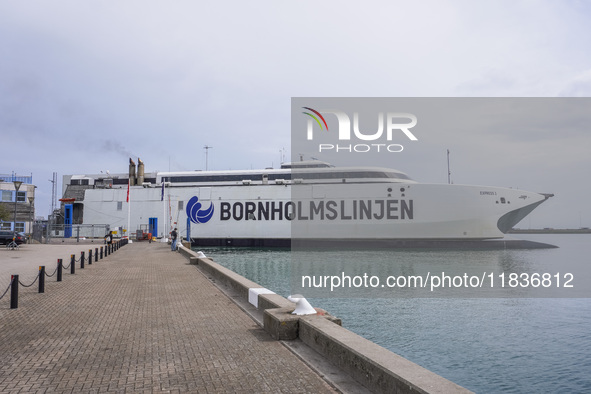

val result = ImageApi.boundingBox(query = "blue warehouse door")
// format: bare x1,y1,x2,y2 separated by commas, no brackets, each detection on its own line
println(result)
149,217,158,237
64,204,73,238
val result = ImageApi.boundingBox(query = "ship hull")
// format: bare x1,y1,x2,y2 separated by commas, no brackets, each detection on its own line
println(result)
79,181,549,244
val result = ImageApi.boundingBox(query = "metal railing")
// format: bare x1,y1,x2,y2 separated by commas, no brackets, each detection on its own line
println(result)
45,224,111,243
0,174,33,184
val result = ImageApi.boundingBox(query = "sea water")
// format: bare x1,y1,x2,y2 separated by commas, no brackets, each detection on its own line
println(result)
193,234,591,393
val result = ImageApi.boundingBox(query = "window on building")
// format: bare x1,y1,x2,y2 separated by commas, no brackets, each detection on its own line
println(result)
1,190,12,202
0,222,11,231
117,201,123,211
17,191,26,202
178,201,184,210
15,223,25,233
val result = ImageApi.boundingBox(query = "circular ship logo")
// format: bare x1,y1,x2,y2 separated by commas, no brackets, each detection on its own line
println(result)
187,196,214,224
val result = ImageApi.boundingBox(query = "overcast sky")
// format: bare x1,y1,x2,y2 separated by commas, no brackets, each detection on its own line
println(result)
1,1,590,228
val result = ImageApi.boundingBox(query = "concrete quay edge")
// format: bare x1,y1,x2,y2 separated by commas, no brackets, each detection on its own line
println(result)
178,245,473,394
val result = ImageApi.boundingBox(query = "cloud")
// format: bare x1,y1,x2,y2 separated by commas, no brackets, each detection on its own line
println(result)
559,69,591,96
1,1,591,226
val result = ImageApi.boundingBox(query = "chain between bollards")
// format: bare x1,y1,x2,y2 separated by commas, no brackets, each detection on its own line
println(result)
0,279,12,301
4,239,128,310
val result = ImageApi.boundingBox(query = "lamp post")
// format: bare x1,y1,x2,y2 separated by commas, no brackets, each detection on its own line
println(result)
28,196,34,244
9,181,22,249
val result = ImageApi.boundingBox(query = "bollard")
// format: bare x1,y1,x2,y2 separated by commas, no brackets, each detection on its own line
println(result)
95,248,98,262
71,254,76,274
88,249,93,265
81,251,85,269
100,246,103,259
39,266,45,293
57,259,63,282
10,275,18,309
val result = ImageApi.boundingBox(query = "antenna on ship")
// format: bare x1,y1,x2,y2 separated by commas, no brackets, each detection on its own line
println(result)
447,149,452,184
204,145,213,171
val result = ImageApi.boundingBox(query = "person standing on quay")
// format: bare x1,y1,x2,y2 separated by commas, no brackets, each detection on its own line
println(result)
171,228,178,251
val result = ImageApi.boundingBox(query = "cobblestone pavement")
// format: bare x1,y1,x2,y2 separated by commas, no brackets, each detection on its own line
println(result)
0,242,336,393
0,242,107,287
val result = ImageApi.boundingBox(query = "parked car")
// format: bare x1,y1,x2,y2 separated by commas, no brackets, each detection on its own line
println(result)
0,231,26,245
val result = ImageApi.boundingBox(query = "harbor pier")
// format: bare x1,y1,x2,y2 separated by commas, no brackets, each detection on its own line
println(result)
0,242,471,393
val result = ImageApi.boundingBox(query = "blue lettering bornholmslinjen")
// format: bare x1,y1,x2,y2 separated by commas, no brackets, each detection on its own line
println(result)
218,200,413,221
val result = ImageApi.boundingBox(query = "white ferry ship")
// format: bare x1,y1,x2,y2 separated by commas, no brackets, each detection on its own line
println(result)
61,159,553,247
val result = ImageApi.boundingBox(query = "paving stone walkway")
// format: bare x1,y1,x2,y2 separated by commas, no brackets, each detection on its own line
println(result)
0,242,336,393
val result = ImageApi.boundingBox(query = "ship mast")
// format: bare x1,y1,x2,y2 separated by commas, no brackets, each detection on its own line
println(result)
204,145,213,171
447,149,452,184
